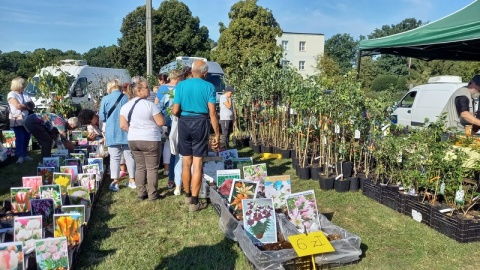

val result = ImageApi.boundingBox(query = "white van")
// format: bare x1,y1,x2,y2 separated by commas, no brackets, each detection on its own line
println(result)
25,59,131,111
392,75,467,127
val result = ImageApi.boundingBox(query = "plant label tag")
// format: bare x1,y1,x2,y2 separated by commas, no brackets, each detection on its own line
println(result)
439,208,455,213
354,130,361,139
439,181,445,195
323,136,327,145
335,174,343,180
411,209,422,222
334,124,340,134
288,231,335,257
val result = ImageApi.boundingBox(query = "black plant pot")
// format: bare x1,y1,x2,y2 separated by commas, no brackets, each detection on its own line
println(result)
262,145,273,153
292,158,299,168
335,179,351,192
348,177,360,192
280,149,291,159
290,149,297,159
241,138,250,147
310,166,322,180
342,161,354,177
253,144,261,153
297,166,311,180
319,177,335,190
249,140,254,148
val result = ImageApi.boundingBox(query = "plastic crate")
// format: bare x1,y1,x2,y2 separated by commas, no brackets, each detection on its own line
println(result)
362,179,381,202
403,195,433,226
431,210,480,243
380,185,403,213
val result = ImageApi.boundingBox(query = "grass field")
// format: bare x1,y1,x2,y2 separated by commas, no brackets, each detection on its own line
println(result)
2,147,480,270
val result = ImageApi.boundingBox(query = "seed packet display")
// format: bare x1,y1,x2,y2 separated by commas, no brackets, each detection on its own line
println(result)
286,190,320,233
82,164,101,184
39,185,62,208
0,242,24,270
71,130,83,141
242,198,277,244
218,149,238,169
42,157,60,172
30,198,55,229
228,179,259,220
202,157,224,185
37,166,55,185
51,154,67,169
64,158,82,172
53,214,82,247
67,186,92,208
61,205,86,225
35,237,69,270
11,187,32,213
264,175,291,209
60,165,78,183
231,157,253,174
78,173,96,192
52,173,72,194
70,152,85,166
13,215,43,253
217,169,241,198
243,163,268,195
52,149,69,156
22,176,43,199
88,158,104,172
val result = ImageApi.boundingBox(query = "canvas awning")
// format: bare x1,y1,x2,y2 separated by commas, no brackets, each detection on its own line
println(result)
358,0,480,61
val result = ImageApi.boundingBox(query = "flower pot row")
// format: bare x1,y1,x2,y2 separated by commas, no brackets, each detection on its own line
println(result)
318,177,360,192
361,179,480,243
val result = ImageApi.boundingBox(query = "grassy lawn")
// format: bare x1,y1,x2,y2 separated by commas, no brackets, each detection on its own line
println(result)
2,148,480,269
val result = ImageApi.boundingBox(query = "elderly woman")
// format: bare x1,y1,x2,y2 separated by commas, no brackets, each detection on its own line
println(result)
120,77,165,201
99,79,136,192
23,113,79,159
7,77,34,163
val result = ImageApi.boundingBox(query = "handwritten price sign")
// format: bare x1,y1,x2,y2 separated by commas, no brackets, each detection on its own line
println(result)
288,231,335,257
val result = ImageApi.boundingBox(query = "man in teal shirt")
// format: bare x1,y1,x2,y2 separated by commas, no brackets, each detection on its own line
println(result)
172,60,220,212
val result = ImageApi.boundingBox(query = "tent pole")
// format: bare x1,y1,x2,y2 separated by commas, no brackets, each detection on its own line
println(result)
356,51,362,81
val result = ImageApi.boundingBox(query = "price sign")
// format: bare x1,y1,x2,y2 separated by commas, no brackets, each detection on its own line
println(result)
288,231,335,257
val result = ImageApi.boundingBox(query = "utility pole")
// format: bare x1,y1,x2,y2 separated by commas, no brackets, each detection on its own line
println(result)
146,0,153,76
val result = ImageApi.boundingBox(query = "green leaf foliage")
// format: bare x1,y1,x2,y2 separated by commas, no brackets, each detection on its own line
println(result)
324,33,358,74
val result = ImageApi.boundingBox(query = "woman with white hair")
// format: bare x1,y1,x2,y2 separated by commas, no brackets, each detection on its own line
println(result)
23,113,79,159
7,77,34,163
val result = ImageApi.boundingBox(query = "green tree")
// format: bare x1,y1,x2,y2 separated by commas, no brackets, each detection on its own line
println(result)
0,51,27,95
324,33,358,74
116,0,211,76
371,74,398,93
210,0,282,78
83,46,119,68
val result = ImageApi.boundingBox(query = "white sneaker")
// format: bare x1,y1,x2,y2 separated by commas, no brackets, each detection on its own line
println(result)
128,182,137,189
24,156,33,161
174,188,181,196
16,157,24,164
163,170,169,176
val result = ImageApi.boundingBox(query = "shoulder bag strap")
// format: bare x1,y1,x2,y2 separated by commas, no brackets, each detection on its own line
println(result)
127,98,142,126
107,94,125,119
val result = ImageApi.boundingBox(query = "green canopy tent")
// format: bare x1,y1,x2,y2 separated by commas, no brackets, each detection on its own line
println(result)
358,0,480,74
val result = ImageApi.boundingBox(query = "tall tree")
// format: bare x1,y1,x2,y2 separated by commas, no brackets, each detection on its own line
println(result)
83,46,119,68
116,0,211,76
210,0,282,78
324,33,358,74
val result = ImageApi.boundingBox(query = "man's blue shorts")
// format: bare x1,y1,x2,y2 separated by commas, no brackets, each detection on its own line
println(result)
178,115,209,157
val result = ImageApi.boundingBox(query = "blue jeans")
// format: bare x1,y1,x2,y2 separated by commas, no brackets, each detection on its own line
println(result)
173,154,182,187
12,126,31,158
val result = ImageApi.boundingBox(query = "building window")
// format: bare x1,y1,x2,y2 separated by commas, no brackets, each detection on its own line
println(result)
299,61,305,71
282,40,288,51
281,60,290,68
299,41,306,51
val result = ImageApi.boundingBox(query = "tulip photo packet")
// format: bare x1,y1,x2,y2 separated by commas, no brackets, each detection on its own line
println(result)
53,214,82,247
60,165,78,183
64,158,82,173
202,157,224,185
30,199,55,229
82,164,101,187
22,176,43,199
0,242,24,270
39,185,62,209
35,237,69,270
242,198,277,244
216,169,241,198
11,187,32,213
13,215,43,253
52,149,69,156
286,190,320,233
70,152,85,166
37,166,55,185
218,149,238,169
71,130,83,141
77,173,96,193
52,173,72,195
67,186,91,208
264,175,292,209
87,158,104,172
62,205,86,225
43,157,60,172
243,163,268,195
228,180,259,220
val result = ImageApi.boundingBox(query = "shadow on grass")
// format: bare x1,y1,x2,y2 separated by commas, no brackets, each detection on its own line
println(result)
262,160,292,176
75,177,117,269
155,238,239,270
359,242,368,261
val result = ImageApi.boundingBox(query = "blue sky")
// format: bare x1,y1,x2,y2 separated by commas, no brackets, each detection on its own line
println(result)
0,0,476,54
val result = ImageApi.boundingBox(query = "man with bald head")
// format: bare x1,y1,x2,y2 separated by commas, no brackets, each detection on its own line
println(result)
172,60,220,212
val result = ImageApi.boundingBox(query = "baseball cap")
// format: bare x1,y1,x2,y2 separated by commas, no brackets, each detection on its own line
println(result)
225,85,235,92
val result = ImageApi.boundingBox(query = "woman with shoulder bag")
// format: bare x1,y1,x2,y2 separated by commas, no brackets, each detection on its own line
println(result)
7,77,34,163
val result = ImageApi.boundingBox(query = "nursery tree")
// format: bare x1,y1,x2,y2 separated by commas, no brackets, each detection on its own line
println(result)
210,0,283,78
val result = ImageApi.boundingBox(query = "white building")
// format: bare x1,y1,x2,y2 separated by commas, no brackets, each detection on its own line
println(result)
276,32,325,77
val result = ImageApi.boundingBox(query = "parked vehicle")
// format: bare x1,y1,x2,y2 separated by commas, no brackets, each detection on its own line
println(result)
391,76,467,127
25,59,131,111
0,95,8,130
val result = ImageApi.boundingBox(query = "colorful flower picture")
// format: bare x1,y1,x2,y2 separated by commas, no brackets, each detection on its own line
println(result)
64,159,82,173
11,187,32,213
88,158,103,172
67,186,91,208
242,198,277,244
216,169,241,187
264,175,292,209
52,149,69,156
53,173,72,194
22,176,43,199
53,214,81,247
218,179,234,198
243,163,268,194
74,148,88,158
71,130,83,141
39,185,62,208
70,153,85,166
60,165,78,183
286,190,320,233
0,242,24,270
14,215,42,253
37,167,55,185
61,205,86,225
35,237,69,270
228,180,259,220
77,173,96,193
82,164,101,184
42,157,60,172
202,157,224,185
218,149,239,169
30,199,55,229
